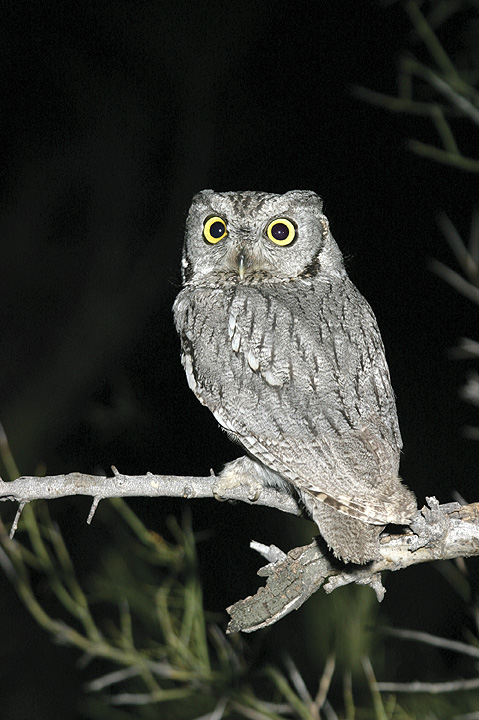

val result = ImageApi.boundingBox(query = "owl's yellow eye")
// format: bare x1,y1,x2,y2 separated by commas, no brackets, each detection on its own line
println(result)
266,218,296,246
203,216,227,244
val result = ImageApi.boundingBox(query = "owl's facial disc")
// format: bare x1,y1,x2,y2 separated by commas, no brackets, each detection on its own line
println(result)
184,190,347,284
234,219,295,281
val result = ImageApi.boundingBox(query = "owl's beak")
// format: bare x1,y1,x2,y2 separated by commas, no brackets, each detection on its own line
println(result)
238,252,245,280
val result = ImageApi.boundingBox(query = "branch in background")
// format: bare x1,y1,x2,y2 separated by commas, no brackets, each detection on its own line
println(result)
375,626,479,694
354,1,479,173
430,210,479,439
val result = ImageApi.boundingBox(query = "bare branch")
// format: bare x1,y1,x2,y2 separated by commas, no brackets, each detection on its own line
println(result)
0,470,301,527
226,498,479,633
3,470,479,633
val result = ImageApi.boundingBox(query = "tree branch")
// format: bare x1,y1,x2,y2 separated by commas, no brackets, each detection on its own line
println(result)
0,467,301,533
2,470,479,633
227,498,479,633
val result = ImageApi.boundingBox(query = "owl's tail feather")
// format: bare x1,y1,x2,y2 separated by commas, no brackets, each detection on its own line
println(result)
310,501,384,564
304,483,417,526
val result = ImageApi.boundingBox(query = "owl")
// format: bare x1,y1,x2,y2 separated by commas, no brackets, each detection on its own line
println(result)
173,190,417,563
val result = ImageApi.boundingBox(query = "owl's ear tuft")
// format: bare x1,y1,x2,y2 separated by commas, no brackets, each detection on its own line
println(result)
283,190,323,214
192,189,215,204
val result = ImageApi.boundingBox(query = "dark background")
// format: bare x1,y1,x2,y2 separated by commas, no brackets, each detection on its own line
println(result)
0,1,478,717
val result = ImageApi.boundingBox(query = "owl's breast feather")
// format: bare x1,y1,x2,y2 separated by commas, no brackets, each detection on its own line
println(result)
174,279,402,454
176,280,331,399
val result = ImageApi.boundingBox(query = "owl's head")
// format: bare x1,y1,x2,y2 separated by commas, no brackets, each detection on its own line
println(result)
181,189,346,285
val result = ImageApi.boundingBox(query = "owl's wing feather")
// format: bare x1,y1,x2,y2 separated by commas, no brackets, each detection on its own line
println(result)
175,278,416,525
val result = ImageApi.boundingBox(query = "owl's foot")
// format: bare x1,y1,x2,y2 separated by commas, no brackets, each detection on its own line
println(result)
213,456,265,502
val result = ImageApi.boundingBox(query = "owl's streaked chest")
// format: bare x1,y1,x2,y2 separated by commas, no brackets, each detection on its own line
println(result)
173,278,346,400
173,274,399,444
174,279,320,359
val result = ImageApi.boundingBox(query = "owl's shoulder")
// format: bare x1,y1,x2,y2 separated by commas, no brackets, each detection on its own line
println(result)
173,282,229,330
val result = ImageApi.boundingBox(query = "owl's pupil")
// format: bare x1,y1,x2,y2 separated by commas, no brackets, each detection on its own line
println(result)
271,223,289,240
210,221,225,238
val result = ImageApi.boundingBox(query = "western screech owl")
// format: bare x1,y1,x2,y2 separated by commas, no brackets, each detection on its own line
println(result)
173,190,416,563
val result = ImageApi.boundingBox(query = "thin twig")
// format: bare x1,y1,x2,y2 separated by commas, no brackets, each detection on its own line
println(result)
382,626,479,659
284,656,312,706
428,258,479,304
407,142,479,172
377,677,479,694
85,665,146,692
343,671,355,720
192,697,228,720
404,0,460,80
323,700,339,720
10,501,28,538
313,654,336,714
361,656,387,720
437,214,479,283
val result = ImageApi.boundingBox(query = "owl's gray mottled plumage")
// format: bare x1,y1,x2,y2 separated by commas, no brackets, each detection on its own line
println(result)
173,189,417,563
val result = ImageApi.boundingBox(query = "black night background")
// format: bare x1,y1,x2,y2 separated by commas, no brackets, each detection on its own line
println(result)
0,1,478,718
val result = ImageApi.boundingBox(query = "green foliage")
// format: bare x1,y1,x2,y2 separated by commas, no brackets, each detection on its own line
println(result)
1,493,479,719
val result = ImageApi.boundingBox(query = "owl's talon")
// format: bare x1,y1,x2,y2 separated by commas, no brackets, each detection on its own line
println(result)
212,477,263,503
212,458,264,504
248,487,262,502
212,488,228,502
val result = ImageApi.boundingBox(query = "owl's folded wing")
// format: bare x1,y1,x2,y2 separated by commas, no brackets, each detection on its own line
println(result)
210,281,415,524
